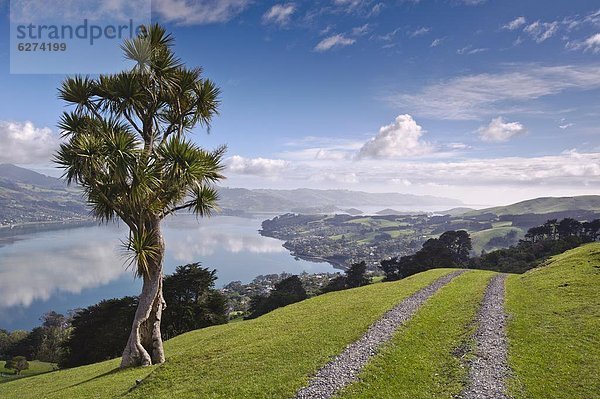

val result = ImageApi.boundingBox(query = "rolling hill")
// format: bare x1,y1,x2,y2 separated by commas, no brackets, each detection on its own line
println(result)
0,164,88,226
1,243,598,399
465,195,600,217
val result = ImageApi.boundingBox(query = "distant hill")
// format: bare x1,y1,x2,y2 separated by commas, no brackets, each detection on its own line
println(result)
465,196,600,217
438,207,475,216
0,164,65,190
375,208,406,216
217,187,463,213
0,164,88,225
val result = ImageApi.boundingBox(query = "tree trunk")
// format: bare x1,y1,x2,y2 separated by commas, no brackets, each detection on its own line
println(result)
120,222,166,368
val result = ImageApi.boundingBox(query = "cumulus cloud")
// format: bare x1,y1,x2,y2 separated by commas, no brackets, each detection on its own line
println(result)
0,121,59,164
262,3,296,26
503,16,526,30
357,114,433,159
524,21,559,43
228,155,289,176
153,0,250,25
391,64,600,120
314,34,356,51
478,117,527,142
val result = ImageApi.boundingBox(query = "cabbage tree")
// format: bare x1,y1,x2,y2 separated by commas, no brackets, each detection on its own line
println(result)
55,24,224,367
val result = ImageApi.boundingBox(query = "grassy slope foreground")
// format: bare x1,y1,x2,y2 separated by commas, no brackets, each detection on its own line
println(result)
0,269,454,399
338,270,496,399
1,245,598,399
506,242,600,399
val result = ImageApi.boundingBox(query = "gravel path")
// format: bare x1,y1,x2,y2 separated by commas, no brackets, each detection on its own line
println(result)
461,273,510,399
296,270,466,399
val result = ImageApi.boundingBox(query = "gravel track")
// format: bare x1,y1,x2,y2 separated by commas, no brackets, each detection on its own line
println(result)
295,270,466,399
461,273,510,399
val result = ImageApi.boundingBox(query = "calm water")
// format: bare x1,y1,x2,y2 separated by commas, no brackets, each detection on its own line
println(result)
0,215,334,330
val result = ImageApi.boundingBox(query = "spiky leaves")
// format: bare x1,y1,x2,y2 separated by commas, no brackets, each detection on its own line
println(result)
55,24,224,279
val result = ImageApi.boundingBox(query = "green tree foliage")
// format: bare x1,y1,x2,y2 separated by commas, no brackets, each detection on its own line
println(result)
60,297,138,368
2,313,70,363
61,264,227,368
54,24,224,367
4,356,29,375
246,276,307,319
322,261,370,293
345,261,370,288
162,263,227,340
381,230,472,281
475,217,600,274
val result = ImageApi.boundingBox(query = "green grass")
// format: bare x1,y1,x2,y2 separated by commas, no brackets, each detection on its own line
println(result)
505,242,600,399
337,270,495,399
0,269,455,399
0,360,57,384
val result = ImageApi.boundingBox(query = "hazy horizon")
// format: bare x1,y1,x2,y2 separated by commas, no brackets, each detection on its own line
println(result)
1,0,599,206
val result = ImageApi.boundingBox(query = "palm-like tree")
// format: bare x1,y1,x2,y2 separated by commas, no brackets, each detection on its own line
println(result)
55,24,225,367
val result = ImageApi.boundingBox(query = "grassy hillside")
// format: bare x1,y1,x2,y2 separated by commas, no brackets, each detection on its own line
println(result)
1,245,597,398
466,195,600,216
0,361,56,384
505,242,600,398
0,269,455,399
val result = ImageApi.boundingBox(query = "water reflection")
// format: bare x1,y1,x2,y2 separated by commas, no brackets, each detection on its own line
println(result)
0,216,333,330
0,232,123,309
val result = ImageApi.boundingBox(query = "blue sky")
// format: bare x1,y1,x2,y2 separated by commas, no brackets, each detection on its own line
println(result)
0,0,599,205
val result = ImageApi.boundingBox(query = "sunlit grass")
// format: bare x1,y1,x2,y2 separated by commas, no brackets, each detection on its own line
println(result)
506,243,600,399
0,269,455,399
337,270,495,399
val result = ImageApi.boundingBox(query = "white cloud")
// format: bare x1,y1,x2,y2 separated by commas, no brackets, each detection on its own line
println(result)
352,23,370,36
333,0,363,10
477,117,527,142
457,45,488,55
0,121,59,164
524,21,559,43
503,16,526,30
391,64,600,120
566,33,600,53
430,38,444,47
314,34,356,52
357,114,433,159
262,3,296,26
409,27,430,37
368,2,384,17
228,155,289,176
559,123,574,129
153,0,250,25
